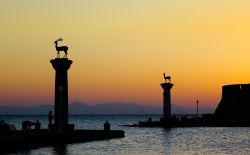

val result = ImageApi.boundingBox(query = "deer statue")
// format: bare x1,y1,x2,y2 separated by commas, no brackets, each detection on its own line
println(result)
54,38,68,58
163,73,171,82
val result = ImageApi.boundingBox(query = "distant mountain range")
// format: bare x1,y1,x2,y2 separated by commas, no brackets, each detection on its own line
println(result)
0,102,214,115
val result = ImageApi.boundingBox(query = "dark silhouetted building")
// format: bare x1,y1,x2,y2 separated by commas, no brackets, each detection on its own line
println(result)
215,84,250,120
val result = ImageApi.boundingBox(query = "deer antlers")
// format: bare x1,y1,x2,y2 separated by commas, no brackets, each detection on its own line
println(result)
54,38,63,43
57,38,63,41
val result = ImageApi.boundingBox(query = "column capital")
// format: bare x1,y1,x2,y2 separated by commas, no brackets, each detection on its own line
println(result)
50,58,73,71
161,82,174,90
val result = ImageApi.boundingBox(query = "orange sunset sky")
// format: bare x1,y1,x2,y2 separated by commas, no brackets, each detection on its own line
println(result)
1,1,250,110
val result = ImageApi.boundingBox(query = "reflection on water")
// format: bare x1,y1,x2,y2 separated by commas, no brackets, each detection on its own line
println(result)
2,115,250,155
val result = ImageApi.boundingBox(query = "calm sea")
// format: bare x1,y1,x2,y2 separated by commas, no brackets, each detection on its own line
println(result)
0,115,249,155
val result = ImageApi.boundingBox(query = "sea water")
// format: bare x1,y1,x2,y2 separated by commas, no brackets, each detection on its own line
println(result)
0,115,249,155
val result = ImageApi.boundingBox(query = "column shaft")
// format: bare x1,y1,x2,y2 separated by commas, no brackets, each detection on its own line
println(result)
161,83,173,119
50,58,72,132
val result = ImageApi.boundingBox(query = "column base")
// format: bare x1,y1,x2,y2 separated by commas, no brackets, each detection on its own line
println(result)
48,124,75,132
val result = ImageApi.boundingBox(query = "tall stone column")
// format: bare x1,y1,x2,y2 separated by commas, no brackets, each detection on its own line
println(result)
50,58,73,132
161,82,174,119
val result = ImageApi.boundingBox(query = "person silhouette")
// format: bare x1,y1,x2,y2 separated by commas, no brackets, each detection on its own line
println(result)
104,121,110,131
48,111,53,125
35,120,41,130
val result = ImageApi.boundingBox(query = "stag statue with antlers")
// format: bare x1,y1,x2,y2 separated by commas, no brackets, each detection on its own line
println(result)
163,73,171,83
54,38,68,58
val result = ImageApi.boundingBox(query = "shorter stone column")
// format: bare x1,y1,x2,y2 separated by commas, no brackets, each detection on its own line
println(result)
161,82,174,119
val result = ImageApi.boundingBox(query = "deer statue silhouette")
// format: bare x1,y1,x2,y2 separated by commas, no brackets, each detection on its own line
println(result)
54,38,68,58
163,73,171,82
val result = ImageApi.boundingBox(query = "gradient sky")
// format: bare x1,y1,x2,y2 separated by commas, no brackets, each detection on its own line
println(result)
1,1,250,110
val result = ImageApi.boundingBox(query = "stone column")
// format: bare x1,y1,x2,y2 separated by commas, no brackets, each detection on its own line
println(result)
161,82,174,119
50,58,72,132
